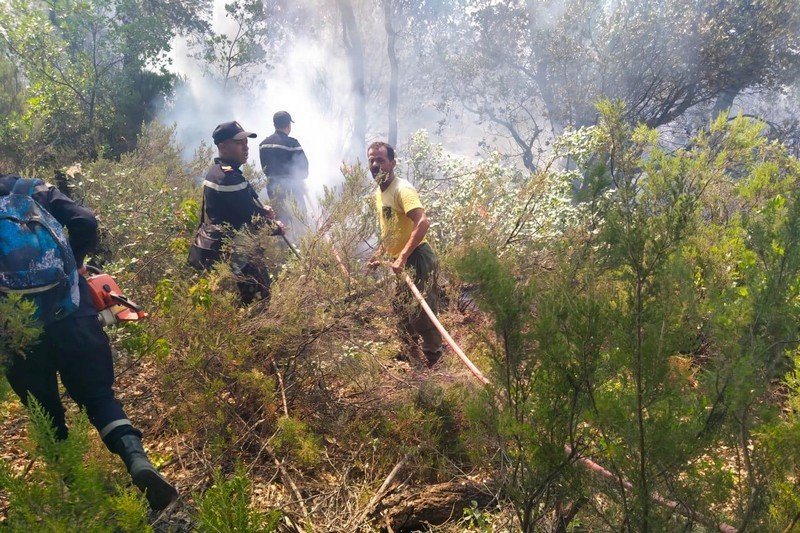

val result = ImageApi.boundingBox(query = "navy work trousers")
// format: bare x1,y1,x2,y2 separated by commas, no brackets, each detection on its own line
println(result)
5,315,136,448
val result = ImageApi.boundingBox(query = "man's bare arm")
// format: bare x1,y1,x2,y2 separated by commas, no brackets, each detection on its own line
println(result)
391,207,429,274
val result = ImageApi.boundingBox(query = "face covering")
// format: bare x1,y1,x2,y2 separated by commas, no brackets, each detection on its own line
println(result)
371,166,389,185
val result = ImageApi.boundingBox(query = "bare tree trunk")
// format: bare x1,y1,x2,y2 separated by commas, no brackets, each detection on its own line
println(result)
382,0,398,146
337,0,367,159
710,87,739,120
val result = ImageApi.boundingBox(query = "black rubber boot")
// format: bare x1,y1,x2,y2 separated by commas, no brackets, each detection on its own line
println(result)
423,349,443,368
114,434,178,511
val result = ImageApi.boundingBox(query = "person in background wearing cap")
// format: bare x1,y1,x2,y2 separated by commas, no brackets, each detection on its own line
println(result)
189,121,285,304
259,111,309,241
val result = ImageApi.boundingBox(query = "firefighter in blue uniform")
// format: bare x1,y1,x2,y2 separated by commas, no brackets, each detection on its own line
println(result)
195,121,285,303
0,174,178,511
259,111,308,240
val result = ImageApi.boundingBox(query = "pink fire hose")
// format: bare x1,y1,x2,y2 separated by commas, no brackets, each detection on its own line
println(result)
398,270,490,384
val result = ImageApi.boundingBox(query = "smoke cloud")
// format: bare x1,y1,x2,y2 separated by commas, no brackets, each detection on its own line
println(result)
158,0,489,207
159,4,373,215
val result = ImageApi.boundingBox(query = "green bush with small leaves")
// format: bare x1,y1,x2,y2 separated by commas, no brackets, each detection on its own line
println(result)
0,293,41,370
455,103,800,531
194,465,281,533
0,401,150,532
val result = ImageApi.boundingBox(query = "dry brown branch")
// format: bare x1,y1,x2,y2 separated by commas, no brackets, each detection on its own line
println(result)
349,450,415,528
266,445,313,531
372,479,496,530
273,361,290,418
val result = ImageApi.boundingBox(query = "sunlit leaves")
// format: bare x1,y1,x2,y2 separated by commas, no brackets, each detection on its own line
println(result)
0,294,42,369
0,0,209,162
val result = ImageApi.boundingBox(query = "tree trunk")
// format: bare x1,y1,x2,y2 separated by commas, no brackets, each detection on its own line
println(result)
382,0,399,147
635,278,649,531
554,497,586,533
337,0,367,159
710,87,739,121
371,481,495,530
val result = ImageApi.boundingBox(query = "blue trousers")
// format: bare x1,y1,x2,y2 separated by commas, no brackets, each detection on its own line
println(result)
5,315,137,449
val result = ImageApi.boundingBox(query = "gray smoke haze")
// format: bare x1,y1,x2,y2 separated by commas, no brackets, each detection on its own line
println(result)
154,1,480,268
161,10,357,206
167,49,349,195
157,0,488,205
157,0,800,195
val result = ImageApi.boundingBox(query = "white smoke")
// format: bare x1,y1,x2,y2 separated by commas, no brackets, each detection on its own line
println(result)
160,5,361,212
158,0,491,210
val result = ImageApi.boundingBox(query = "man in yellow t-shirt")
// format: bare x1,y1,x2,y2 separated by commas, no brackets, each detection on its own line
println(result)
367,141,443,367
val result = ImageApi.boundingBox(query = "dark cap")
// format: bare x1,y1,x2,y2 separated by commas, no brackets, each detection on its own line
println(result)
273,111,294,128
212,121,257,145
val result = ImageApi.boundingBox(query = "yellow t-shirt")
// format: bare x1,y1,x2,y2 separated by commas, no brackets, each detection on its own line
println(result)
375,177,426,257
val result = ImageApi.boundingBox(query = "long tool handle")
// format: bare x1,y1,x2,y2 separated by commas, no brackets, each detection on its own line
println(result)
563,444,736,532
282,235,301,259
399,270,490,385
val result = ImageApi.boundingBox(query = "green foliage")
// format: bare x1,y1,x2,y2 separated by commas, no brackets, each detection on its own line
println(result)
0,2,795,530
0,401,150,532
1,43,797,528
0,294,42,370
456,247,588,530
0,0,208,165
407,130,576,256
192,0,275,89
71,122,199,295
194,465,280,533
0,376,9,404
274,417,321,469
460,500,494,532
456,103,800,531
756,349,800,530
150,275,269,453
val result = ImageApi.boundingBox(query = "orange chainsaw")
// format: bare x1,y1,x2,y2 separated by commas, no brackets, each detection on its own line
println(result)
84,266,147,327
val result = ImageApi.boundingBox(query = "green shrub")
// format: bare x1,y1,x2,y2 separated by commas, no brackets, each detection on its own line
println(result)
0,293,41,371
455,104,800,531
273,417,321,469
407,130,577,257
0,401,150,532
70,122,199,293
194,465,280,533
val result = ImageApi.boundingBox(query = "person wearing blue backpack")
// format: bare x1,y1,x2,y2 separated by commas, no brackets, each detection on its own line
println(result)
0,174,178,511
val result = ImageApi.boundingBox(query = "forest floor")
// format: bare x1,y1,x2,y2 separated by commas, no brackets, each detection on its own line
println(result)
0,304,497,531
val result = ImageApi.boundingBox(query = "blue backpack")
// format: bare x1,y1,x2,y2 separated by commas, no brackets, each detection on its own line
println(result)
0,177,80,323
